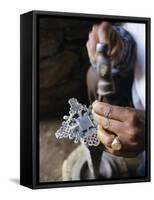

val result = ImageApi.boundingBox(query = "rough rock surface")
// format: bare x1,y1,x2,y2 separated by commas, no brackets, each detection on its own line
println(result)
39,17,98,118
39,119,79,182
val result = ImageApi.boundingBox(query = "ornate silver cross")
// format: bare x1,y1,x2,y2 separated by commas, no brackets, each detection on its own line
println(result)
55,98,100,146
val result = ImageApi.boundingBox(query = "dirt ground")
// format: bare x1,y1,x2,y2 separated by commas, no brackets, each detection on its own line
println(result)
39,118,78,182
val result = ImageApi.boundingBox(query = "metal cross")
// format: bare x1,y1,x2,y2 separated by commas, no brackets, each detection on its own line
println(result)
55,98,100,146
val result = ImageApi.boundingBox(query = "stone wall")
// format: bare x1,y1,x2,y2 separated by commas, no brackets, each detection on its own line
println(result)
39,17,98,118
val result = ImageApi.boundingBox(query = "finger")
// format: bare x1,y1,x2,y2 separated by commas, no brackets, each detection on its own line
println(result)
88,32,96,49
92,25,99,39
89,25,99,43
98,22,112,43
99,22,112,31
88,31,93,39
98,22,112,35
92,24,99,33
109,30,123,62
86,40,96,64
97,125,115,148
92,111,124,135
92,101,130,122
86,41,89,48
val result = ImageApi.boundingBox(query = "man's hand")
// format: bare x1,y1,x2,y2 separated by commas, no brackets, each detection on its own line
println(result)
86,22,123,65
92,101,145,158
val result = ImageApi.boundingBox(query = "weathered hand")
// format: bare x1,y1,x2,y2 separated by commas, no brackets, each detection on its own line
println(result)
92,101,145,158
86,22,123,65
